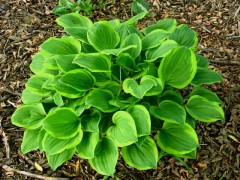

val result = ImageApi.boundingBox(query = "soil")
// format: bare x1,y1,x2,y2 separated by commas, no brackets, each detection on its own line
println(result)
0,0,239,179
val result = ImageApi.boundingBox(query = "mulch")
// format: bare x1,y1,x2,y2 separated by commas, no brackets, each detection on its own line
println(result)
0,0,239,179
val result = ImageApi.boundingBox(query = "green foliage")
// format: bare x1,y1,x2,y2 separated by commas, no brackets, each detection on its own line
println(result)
11,12,225,176
53,0,94,16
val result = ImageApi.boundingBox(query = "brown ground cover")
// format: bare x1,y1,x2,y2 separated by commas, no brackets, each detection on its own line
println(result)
0,0,239,179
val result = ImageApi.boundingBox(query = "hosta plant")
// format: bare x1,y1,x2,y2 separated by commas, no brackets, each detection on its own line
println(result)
12,12,225,176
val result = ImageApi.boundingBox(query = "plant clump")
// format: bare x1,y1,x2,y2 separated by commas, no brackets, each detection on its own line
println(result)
11,12,224,176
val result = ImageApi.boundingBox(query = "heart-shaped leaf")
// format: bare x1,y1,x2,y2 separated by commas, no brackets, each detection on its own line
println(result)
26,74,53,96
127,105,151,136
42,131,82,155
150,100,186,126
43,108,81,139
55,55,79,73
169,24,198,49
85,89,118,113
87,21,120,52
123,77,156,99
141,75,164,96
56,13,93,28
21,128,40,154
89,137,118,176
48,76,85,98
41,37,81,55
158,90,183,105
191,67,223,86
157,122,199,155
60,69,96,92
81,109,102,132
145,40,178,62
188,87,222,104
122,136,158,170
76,132,99,159
120,33,142,59
142,18,177,35
73,53,111,72
21,88,42,104
12,103,46,129
186,95,224,122
107,111,138,147
158,46,197,89
142,29,169,50
47,148,75,170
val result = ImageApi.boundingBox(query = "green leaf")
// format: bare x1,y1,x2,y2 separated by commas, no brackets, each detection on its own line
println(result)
141,75,164,96
76,132,99,159
107,111,138,147
86,89,118,113
124,11,148,25
48,76,85,98
120,33,142,59
21,88,42,104
122,136,158,170
65,27,89,43
25,74,53,96
101,81,121,97
43,132,82,155
191,67,223,86
43,108,81,139
158,46,197,89
40,37,81,55
89,137,118,176
37,128,45,152
127,105,151,136
55,55,79,73
131,0,150,14
158,90,183,105
142,29,169,50
145,40,179,62
117,53,135,70
142,18,177,35
196,54,209,68
174,149,197,159
60,69,95,91
81,109,102,132
53,92,64,107
73,53,111,72
189,87,222,104
115,23,142,43
87,21,120,52
47,148,75,170
186,95,224,122
123,77,157,99
56,13,93,28
12,103,46,129
150,100,186,126
157,122,199,155
30,51,48,74
21,128,40,154
169,24,198,49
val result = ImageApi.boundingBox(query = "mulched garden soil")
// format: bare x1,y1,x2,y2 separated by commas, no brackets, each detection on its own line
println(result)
0,0,239,179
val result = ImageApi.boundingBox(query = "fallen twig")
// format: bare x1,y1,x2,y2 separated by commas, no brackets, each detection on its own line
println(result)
0,117,10,159
18,151,43,172
2,165,69,180
209,59,240,66
2,88,21,96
